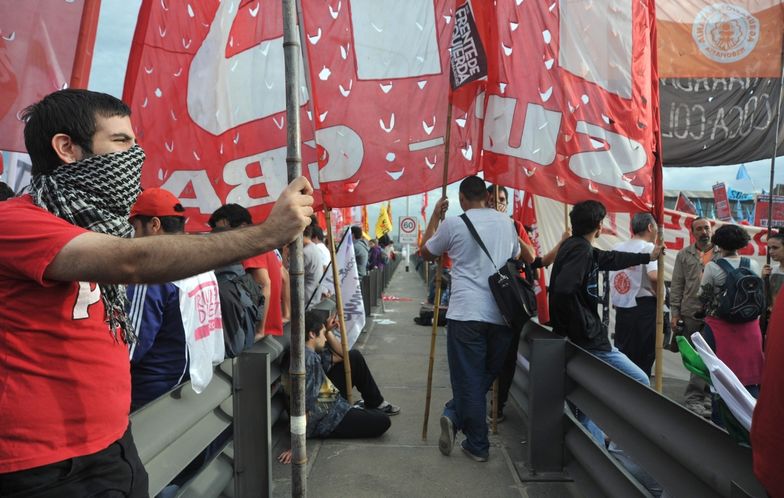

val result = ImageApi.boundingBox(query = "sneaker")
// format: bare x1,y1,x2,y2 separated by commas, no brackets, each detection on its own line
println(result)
685,400,711,418
438,416,455,456
354,399,365,409
378,401,401,416
486,412,506,424
461,443,488,462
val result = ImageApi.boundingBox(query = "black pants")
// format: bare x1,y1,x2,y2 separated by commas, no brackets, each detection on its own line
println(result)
496,327,522,413
327,407,391,438
614,296,657,376
327,349,384,409
0,424,148,498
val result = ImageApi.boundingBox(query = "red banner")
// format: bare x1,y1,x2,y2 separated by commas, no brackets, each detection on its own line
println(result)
675,192,697,215
476,1,661,214
0,0,94,153
299,0,481,207
712,182,733,221
755,195,784,229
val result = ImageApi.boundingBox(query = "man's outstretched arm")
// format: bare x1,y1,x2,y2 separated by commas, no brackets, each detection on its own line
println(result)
45,177,314,285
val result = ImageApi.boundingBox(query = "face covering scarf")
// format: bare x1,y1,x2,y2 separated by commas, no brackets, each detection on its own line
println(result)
29,144,145,344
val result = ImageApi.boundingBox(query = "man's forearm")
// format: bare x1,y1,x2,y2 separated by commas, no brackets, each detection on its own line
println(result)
47,223,290,285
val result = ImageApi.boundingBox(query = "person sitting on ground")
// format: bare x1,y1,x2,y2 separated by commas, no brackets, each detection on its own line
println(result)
698,224,764,400
285,310,394,440
127,189,225,411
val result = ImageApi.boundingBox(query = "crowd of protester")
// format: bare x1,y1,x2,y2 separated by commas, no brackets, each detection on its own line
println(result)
2,87,784,497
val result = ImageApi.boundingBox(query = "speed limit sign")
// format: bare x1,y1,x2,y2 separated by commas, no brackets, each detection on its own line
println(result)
399,216,418,244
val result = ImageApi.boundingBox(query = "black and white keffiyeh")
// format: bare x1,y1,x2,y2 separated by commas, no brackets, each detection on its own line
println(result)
29,145,145,343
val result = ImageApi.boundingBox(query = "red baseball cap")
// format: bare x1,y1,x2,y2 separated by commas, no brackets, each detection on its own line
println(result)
129,188,185,218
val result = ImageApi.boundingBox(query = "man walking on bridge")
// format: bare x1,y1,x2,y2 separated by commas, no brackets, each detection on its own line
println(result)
421,176,520,462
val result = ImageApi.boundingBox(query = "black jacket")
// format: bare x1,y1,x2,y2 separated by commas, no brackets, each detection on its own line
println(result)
549,236,651,351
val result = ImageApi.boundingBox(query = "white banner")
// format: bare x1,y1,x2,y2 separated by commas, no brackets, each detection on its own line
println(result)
322,231,366,349
535,196,770,282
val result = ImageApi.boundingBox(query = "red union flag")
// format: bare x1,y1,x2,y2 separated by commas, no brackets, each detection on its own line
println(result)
475,1,661,214
0,0,92,153
125,0,482,227
300,0,482,207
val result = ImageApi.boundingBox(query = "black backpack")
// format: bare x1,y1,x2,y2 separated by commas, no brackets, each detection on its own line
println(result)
460,214,537,333
714,258,764,323
215,263,265,357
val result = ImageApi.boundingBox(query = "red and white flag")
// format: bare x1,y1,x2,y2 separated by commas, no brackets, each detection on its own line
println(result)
476,1,661,215
516,191,550,324
0,0,98,153
675,192,698,215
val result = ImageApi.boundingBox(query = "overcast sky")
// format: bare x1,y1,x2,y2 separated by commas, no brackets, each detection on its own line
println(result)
88,2,784,228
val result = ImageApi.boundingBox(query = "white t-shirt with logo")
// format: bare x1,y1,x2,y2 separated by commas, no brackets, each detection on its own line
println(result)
425,208,520,325
174,271,225,393
610,238,657,308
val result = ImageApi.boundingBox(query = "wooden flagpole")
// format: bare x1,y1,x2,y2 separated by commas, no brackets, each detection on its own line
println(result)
323,207,354,404
282,0,307,494
422,101,453,440
490,185,501,435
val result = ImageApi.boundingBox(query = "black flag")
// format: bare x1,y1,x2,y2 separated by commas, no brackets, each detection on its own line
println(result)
449,1,487,90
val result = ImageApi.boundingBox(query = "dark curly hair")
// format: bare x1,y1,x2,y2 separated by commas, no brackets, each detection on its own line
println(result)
711,224,750,251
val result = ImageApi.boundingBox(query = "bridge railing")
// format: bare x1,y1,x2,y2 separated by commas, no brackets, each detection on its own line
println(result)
129,258,399,497
513,321,766,498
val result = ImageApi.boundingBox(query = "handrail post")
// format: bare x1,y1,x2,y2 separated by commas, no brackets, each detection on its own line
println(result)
526,335,567,477
233,351,271,497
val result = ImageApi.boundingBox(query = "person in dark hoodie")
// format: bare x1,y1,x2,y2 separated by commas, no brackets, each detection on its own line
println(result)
550,200,663,387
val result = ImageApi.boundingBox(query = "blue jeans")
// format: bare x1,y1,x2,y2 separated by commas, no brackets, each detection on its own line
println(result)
579,347,650,443
443,320,513,457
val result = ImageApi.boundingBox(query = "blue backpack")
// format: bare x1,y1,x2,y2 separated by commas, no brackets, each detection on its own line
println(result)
714,258,764,323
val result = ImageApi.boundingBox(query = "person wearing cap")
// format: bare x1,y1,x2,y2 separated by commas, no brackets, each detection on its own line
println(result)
126,188,226,410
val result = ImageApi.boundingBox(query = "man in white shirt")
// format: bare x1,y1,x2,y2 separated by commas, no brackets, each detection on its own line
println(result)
421,176,520,462
610,213,658,377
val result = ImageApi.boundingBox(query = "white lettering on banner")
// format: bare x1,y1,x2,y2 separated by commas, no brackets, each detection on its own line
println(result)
349,0,441,80
484,98,560,165
483,97,645,196
569,121,646,196
160,171,223,214
222,125,363,207
72,282,101,320
187,0,309,135
558,0,632,99
660,93,774,141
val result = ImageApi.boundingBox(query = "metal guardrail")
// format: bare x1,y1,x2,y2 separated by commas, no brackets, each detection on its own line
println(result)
130,257,400,497
512,321,767,498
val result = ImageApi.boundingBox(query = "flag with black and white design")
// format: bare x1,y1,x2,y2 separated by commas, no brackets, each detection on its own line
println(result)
449,0,487,90
321,231,365,349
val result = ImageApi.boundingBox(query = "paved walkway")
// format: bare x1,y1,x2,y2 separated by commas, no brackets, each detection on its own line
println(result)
270,265,694,497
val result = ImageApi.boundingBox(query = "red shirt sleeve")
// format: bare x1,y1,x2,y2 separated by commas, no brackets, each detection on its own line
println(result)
243,253,269,271
0,196,87,284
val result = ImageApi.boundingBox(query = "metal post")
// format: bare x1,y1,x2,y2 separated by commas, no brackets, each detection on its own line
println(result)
281,0,306,494
525,335,567,476
233,352,271,497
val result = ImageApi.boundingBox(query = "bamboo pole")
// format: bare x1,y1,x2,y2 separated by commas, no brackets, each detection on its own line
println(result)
654,225,665,393
422,101,453,440
282,0,306,494
490,184,501,435
324,208,354,404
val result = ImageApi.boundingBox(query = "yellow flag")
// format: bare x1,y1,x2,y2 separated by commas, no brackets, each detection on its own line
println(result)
361,205,369,235
375,202,393,239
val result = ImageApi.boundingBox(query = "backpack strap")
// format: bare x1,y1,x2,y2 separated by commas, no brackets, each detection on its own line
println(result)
740,257,750,269
460,214,496,267
715,258,735,275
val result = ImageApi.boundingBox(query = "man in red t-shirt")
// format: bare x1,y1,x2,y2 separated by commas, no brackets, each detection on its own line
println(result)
208,203,288,337
0,89,314,497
